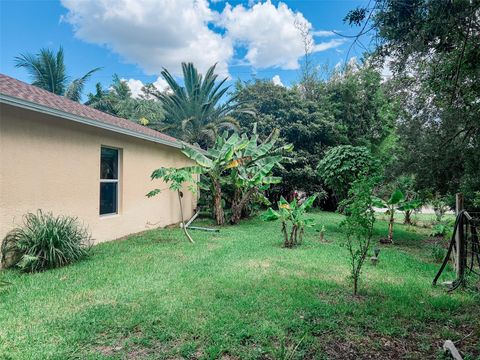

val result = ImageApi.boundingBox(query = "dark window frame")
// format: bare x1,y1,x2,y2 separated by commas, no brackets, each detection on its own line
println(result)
100,146,120,216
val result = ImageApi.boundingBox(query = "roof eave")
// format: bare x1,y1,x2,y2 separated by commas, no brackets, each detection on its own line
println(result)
0,93,184,150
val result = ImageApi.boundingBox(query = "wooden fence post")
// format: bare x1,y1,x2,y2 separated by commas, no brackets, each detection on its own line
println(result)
455,193,465,281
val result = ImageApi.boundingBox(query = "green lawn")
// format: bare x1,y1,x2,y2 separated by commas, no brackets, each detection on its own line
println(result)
1,212,478,360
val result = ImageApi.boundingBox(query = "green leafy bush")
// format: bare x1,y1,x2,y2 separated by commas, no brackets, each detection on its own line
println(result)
429,219,454,239
1,211,91,272
317,145,379,205
430,195,451,223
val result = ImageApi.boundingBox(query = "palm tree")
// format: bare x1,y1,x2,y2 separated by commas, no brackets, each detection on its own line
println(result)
14,47,100,102
154,62,252,147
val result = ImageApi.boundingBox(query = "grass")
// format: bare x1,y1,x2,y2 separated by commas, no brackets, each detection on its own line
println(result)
1,212,479,359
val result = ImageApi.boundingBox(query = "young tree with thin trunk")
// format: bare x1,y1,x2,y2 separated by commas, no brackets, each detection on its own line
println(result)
340,177,377,296
147,167,202,243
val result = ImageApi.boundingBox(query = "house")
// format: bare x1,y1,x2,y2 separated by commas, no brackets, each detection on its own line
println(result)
0,74,197,245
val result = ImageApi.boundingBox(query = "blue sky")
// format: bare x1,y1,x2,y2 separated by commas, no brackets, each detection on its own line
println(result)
0,0,368,98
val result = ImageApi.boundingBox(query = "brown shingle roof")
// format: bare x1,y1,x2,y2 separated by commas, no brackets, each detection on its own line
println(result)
0,73,181,147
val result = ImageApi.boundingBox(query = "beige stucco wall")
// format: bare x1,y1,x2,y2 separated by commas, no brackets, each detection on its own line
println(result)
0,103,197,245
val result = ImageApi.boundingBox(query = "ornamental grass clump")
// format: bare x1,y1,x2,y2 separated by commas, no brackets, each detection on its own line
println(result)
1,210,91,272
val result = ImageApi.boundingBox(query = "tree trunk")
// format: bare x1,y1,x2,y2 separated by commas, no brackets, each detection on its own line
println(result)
387,209,395,244
178,191,194,243
288,225,297,248
282,221,288,247
404,210,412,225
212,179,225,226
230,187,256,225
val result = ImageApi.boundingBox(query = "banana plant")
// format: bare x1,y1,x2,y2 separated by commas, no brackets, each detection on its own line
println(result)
263,195,317,248
227,127,292,224
182,127,292,225
182,132,248,225
147,166,203,243
373,190,422,244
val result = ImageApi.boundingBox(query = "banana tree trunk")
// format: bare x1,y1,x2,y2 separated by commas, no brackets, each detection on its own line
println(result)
299,226,304,244
282,221,288,247
212,179,225,226
287,225,298,248
388,207,395,244
230,187,256,225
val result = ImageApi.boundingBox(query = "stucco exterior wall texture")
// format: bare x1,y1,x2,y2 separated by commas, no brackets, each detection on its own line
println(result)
0,104,197,245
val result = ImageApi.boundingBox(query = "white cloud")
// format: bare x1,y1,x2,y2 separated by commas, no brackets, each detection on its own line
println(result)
61,0,232,76
124,76,171,98
61,0,345,76
124,78,144,98
312,30,335,37
272,74,284,87
314,39,345,52
220,1,313,70
153,77,170,92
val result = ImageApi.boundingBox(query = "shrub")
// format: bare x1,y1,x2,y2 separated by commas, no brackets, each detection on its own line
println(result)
430,195,451,223
317,145,379,205
429,219,454,239
1,210,91,272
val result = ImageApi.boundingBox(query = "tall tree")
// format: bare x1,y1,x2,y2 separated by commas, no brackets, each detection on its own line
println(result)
233,66,395,208
15,47,100,102
345,0,480,208
151,63,251,148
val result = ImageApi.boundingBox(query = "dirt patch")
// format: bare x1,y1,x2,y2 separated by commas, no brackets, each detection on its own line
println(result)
93,327,172,359
95,341,169,359
320,335,422,360
314,322,480,360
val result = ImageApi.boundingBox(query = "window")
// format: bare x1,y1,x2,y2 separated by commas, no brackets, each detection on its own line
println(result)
100,147,119,215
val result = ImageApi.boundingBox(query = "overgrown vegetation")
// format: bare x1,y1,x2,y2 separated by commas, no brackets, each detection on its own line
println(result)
317,145,378,206
1,210,91,272
345,0,480,210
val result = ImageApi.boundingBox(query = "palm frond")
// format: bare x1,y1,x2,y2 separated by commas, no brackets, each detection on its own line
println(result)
66,67,102,102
